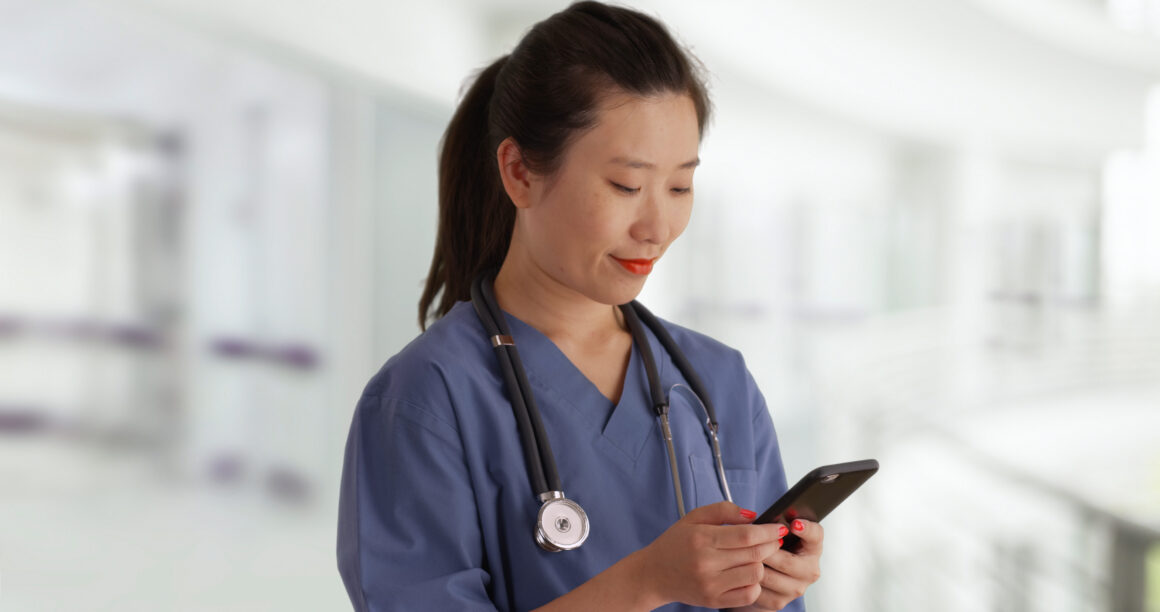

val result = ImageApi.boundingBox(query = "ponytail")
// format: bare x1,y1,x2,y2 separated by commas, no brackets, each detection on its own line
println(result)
419,56,513,330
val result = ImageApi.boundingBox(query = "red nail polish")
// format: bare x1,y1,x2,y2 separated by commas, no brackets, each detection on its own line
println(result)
778,538,784,547
793,520,805,532
778,525,788,537
740,509,757,519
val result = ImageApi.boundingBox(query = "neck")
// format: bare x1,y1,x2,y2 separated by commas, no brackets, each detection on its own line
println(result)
492,256,626,346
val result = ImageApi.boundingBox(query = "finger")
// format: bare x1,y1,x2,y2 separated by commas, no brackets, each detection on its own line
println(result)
711,523,786,549
760,551,807,581
763,548,822,585
719,538,784,569
788,519,824,555
684,501,760,526
753,569,808,610
715,560,766,594
716,583,763,610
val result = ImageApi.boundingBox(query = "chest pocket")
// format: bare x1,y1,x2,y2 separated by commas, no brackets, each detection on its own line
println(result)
689,454,757,510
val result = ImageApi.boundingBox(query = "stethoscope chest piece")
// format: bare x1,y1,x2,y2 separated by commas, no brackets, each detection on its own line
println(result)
535,491,589,552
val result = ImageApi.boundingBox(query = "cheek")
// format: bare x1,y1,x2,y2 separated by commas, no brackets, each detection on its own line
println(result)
551,192,622,246
669,200,694,241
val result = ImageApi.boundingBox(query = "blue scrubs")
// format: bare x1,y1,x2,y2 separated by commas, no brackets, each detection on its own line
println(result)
337,301,805,612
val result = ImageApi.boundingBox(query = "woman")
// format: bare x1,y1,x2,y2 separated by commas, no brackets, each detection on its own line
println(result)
337,2,822,610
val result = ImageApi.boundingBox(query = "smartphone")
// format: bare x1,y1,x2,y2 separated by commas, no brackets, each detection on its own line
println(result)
755,459,879,553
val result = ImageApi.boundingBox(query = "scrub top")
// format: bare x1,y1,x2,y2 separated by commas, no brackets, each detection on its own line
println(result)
337,301,806,612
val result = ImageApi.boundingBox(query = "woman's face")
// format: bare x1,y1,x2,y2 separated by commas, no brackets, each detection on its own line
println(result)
515,92,701,307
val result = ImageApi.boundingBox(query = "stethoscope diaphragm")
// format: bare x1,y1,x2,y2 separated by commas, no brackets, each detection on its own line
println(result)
535,492,589,552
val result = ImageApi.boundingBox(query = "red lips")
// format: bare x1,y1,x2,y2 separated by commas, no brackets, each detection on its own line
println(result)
612,256,656,275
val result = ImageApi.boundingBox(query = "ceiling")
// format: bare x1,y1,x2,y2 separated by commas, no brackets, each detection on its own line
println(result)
0,0,1157,156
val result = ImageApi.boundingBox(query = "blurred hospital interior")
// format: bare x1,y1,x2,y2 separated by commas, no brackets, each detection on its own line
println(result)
0,0,1158,610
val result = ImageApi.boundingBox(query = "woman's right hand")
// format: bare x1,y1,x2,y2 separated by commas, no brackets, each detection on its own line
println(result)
633,501,788,610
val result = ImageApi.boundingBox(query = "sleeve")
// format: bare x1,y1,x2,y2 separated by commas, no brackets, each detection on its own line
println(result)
746,364,807,612
337,390,496,611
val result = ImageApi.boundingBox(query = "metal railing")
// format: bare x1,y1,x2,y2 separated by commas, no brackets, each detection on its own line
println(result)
808,300,1160,612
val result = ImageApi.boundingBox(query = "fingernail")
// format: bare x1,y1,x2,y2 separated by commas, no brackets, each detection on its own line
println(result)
793,520,805,532
740,508,757,519
778,538,784,547
778,524,788,537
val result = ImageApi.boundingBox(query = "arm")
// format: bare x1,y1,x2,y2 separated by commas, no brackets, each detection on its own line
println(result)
529,548,660,612
337,392,495,611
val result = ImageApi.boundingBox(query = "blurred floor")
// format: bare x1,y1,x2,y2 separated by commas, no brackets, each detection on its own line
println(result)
0,436,344,611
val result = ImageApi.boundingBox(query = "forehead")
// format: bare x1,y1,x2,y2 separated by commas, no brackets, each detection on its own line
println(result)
565,92,701,170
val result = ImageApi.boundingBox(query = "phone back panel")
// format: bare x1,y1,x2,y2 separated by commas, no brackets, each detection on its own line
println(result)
756,459,879,552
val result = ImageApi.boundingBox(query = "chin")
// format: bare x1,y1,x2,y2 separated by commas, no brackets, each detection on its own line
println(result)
592,277,647,306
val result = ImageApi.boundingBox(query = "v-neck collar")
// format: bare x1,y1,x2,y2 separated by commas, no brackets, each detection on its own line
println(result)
500,309,662,466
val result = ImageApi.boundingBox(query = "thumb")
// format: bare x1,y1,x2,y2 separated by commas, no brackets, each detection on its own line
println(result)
682,501,758,525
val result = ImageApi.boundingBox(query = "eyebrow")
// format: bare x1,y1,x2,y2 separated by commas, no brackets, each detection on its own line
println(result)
607,156,700,170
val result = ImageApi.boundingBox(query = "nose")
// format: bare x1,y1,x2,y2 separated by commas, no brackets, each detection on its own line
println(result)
629,189,672,245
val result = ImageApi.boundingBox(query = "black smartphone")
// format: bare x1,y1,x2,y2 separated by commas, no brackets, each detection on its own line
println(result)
754,459,879,553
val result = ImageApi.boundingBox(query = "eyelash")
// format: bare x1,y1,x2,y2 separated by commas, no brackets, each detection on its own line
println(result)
611,182,691,195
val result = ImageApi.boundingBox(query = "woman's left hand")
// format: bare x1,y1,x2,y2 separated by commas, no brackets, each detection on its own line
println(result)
738,518,824,611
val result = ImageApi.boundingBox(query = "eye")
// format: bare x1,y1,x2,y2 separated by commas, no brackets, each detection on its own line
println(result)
671,187,692,195
610,181,640,194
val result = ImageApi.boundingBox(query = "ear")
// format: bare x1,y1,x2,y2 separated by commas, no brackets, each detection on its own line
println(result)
496,137,537,210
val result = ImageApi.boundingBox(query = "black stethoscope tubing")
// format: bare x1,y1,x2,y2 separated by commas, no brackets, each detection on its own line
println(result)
470,271,721,501
470,272,562,496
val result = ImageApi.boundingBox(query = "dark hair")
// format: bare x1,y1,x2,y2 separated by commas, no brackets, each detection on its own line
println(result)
419,0,712,329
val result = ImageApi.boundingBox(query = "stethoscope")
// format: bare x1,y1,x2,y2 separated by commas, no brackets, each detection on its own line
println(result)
470,271,733,552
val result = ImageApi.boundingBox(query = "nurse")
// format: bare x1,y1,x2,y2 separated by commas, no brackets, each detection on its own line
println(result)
337,2,823,610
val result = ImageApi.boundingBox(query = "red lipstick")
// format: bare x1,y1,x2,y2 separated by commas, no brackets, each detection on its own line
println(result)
612,256,656,275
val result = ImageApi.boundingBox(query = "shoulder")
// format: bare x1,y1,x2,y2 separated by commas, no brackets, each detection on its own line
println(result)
356,301,491,438
646,308,765,418
649,311,747,371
